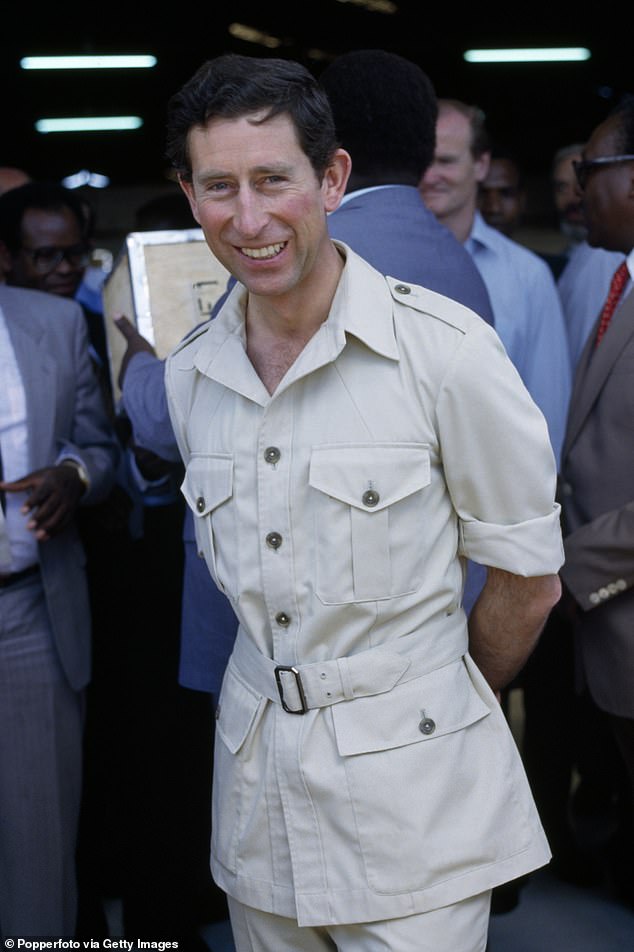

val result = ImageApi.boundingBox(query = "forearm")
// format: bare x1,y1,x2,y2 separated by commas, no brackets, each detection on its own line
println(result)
121,353,181,462
468,567,561,692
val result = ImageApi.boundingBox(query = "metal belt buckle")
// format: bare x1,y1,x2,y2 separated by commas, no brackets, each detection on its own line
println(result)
274,665,309,714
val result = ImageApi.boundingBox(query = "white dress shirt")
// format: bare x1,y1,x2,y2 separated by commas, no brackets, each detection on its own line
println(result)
0,306,38,572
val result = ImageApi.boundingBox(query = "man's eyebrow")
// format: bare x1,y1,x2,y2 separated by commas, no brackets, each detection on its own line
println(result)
195,162,294,183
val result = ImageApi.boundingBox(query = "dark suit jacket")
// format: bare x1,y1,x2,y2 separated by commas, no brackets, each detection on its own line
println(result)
328,186,494,324
0,285,118,690
559,281,634,718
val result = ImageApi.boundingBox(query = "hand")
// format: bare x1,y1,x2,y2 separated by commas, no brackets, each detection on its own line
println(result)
113,314,156,387
0,464,85,541
131,442,177,481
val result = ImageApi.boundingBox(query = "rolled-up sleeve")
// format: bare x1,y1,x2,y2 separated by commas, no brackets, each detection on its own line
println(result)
436,322,564,577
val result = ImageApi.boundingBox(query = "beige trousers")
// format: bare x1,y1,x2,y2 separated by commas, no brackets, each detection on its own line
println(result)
227,890,492,952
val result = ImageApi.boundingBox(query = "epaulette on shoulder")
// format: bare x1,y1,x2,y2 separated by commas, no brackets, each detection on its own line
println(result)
385,275,484,335
169,320,211,358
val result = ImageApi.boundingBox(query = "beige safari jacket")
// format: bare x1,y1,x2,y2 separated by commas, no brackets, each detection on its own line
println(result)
165,243,564,926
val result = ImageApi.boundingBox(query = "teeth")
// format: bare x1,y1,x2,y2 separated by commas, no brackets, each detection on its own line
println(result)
241,242,285,259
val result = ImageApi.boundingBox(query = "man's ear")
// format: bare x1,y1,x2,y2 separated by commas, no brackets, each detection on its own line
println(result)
178,176,201,225
475,151,492,185
323,149,352,214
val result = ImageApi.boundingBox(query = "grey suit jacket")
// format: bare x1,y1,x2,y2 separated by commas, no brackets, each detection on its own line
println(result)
0,285,118,690
559,283,634,718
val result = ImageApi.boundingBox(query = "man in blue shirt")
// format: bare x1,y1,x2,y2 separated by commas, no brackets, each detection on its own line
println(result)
420,99,584,894
420,99,571,474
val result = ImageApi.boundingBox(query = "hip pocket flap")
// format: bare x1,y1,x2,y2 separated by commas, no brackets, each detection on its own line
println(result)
216,662,267,754
332,658,490,755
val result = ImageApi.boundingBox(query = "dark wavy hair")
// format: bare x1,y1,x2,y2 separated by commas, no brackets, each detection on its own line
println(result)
319,49,438,189
0,181,89,254
165,54,339,183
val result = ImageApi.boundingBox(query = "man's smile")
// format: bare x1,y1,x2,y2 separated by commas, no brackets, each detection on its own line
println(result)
239,241,287,259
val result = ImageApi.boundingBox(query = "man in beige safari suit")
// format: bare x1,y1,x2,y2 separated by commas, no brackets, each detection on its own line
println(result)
164,53,563,952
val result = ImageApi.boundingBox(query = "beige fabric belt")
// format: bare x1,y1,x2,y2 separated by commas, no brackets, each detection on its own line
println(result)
230,624,466,714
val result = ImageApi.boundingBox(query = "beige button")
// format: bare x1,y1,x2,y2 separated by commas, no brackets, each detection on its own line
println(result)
362,489,380,507
598,587,609,600
616,579,627,591
589,592,600,605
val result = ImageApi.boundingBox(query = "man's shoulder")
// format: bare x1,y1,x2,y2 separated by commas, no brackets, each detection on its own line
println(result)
384,274,488,338
0,283,83,323
166,320,213,367
0,285,86,349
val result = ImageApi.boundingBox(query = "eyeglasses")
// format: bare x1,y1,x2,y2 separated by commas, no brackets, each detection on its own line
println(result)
21,243,91,274
572,154,634,190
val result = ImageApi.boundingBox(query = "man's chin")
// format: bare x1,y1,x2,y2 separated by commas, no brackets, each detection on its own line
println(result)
560,220,588,243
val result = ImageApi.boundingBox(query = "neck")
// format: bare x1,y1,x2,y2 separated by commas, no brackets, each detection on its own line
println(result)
441,201,477,245
244,241,345,395
246,241,344,341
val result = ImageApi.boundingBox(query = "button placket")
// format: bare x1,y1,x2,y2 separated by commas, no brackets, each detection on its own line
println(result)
257,403,297,647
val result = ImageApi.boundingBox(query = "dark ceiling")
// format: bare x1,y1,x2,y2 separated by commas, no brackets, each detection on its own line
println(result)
2,4,630,188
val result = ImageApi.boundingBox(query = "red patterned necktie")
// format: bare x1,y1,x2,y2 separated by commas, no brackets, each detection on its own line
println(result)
595,261,629,346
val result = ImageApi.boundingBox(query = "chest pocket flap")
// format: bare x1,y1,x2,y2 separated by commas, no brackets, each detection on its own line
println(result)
181,453,233,517
309,443,430,511
309,444,431,603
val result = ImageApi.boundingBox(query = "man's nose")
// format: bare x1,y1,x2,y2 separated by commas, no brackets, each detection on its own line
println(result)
233,191,268,236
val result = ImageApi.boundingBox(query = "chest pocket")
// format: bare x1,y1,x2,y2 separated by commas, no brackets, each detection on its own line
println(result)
309,443,431,604
181,454,233,591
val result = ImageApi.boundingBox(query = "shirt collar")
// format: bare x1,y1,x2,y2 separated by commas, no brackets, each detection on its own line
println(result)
338,185,408,206
194,241,400,380
464,210,496,255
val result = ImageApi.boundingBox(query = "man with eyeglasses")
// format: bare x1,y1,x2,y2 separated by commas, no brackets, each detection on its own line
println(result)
557,94,634,910
0,275,118,934
553,144,626,369
0,182,109,381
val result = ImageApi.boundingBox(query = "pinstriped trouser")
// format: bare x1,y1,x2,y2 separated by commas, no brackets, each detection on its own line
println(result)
0,573,83,938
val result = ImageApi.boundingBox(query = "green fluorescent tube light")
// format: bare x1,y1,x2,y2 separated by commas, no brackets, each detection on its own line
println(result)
21,54,157,70
464,48,591,63
35,116,144,133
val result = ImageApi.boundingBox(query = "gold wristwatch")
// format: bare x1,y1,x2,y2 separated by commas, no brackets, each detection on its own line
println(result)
60,458,90,492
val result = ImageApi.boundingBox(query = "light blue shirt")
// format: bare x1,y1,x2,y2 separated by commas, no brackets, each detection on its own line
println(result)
463,213,572,613
465,212,572,469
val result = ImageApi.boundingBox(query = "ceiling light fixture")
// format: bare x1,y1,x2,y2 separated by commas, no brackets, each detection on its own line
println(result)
464,48,591,63
228,23,283,49
21,54,157,70
334,0,398,12
36,116,144,133
62,170,111,188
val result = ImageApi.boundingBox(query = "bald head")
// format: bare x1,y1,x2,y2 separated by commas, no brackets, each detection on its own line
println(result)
0,167,31,196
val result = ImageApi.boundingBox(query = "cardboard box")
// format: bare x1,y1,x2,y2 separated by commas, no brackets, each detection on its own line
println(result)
102,228,230,401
